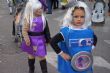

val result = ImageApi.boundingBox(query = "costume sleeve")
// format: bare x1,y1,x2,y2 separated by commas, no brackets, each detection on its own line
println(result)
44,20,51,43
22,18,30,41
12,20,15,36
50,33,64,54
60,27,69,42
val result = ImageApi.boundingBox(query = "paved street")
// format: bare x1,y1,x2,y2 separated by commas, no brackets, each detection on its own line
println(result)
0,0,110,73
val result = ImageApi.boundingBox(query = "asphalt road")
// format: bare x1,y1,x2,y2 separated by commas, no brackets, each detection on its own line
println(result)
0,0,110,73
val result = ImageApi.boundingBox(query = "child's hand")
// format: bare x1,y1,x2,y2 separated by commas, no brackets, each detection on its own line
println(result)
60,52,71,61
33,46,37,52
25,38,30,46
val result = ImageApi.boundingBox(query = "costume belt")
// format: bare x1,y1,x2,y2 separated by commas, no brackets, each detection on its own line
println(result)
71,51,93,71
28,31,44,36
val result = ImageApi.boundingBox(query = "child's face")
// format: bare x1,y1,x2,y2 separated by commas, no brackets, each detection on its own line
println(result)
34,8,42,16
72,9,85,27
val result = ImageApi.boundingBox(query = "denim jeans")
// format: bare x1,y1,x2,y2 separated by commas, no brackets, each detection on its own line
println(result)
46,0,52,13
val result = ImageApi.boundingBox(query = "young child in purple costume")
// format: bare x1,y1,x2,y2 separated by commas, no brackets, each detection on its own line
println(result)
21,0,51,73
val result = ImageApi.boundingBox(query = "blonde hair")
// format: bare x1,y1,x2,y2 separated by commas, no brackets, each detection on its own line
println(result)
23,0,46,30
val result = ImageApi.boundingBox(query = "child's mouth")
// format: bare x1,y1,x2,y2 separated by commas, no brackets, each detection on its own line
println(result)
77,22,81,24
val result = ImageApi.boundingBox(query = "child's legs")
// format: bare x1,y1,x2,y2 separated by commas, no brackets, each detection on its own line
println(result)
28,54,35,73
28,45,47,73
28,54,35,59
38,56,48,73
38,56,46,61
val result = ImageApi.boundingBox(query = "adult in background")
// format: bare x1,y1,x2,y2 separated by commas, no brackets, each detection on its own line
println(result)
46,0,52,14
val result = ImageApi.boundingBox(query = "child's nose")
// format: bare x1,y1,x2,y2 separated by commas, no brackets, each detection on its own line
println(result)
78,17,81,21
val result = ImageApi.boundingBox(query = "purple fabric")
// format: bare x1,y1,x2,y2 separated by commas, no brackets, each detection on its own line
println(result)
21,16,47,57
31,16,43,32
39,0,47,10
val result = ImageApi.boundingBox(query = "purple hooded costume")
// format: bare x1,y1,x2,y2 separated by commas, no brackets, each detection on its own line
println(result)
21,16,47,57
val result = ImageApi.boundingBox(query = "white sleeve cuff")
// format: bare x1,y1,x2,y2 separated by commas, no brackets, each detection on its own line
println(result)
92,45,95,50
58,51,63,55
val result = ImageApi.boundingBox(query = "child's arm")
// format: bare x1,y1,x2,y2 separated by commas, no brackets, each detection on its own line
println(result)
50,33,71,60
92,34,97,49
93,34,97,46
50,33,64,54
22,19,30,46
15,13,21,25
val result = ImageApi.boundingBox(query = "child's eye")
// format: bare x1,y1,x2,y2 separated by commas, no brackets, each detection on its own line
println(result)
73,16,85,18
73,16,78,18
81,16,85,18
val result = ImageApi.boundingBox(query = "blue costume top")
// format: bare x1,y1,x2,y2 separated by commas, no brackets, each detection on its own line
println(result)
58,27,94,73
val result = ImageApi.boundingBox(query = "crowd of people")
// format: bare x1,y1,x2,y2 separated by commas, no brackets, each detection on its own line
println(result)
7,0,110,15
8,0,110,73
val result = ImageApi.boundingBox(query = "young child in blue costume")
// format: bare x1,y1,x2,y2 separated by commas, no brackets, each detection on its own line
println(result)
51,1,97,73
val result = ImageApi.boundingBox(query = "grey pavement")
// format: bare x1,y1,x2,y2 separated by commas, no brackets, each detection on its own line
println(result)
0,0,110,73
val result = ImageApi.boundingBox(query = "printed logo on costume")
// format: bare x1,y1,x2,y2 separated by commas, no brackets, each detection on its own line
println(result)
69,38,93,47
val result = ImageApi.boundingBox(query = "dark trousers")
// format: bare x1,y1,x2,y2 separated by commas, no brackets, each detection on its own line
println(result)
52,0,59,9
